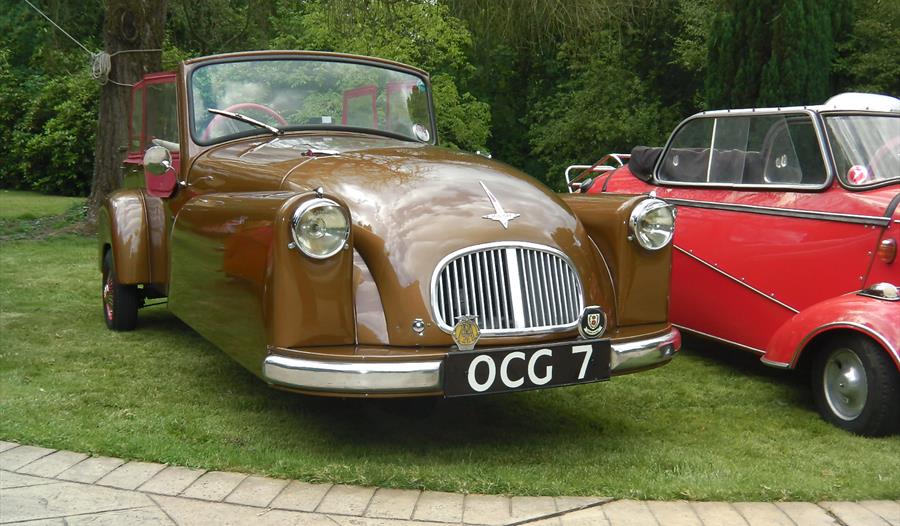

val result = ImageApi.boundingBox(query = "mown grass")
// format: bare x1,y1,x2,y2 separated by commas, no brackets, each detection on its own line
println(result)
0,196,898,501
0,190,87,240
0,190,84,219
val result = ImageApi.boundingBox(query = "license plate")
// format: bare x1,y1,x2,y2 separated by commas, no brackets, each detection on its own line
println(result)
443,340,611,397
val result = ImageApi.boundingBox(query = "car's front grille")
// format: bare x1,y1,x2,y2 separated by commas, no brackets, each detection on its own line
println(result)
432,243,583,335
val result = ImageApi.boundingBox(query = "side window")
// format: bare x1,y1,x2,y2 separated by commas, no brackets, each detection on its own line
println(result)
657,113,826,186
658,118,713,183
760,117,826,185
130,87,145,152
145,82,179,148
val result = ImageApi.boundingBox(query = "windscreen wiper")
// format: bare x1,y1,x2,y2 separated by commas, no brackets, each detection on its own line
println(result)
208,108,283,136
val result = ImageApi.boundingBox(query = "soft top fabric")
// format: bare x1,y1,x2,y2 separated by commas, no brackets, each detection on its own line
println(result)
628,146,663,181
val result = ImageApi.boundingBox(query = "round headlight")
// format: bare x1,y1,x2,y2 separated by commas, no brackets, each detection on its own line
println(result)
629,198,675,250
291,198,350,259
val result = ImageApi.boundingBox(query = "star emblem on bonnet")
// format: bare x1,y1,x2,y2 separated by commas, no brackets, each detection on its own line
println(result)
479,181,520,229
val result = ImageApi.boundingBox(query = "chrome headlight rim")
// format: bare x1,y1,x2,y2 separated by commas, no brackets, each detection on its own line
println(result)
629,198,676,251
290,198,351,259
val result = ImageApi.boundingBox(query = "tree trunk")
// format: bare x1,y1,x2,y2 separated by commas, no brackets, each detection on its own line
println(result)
86,0,167,223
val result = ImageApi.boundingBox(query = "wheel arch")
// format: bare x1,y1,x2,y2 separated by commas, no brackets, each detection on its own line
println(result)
97,189,152,285
794,326,893,374
763,292,900,372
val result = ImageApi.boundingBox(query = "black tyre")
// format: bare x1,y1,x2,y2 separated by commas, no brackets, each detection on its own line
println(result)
102,251,139,331
811,334,900,436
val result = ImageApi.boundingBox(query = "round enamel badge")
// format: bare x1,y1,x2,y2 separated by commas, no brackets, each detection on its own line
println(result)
578,306,607,339
847,165,869,185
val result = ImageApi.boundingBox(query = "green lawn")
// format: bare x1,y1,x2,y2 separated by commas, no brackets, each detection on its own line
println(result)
0,190,85,219
0,199,898,501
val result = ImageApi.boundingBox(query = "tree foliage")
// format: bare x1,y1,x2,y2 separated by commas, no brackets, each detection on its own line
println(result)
833,0,900,94
0,0,894,197
270,0,490,150
706,0,853,108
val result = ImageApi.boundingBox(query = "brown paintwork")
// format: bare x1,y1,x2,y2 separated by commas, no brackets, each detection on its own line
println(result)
99,50,676,396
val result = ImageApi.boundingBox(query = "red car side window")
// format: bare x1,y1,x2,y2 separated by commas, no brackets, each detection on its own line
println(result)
658,113,827,187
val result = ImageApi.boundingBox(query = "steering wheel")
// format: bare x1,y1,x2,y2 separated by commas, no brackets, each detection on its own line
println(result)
201,103,288,141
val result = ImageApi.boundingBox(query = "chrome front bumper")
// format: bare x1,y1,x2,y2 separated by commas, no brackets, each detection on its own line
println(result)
262,328,680,395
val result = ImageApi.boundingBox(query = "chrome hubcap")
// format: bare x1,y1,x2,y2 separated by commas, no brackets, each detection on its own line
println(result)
103,274,114,321
823,348,867,421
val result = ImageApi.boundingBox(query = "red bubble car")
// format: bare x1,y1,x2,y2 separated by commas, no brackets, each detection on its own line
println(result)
568,93,899,435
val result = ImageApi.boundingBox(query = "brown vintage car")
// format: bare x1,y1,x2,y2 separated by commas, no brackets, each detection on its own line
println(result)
98,50,680,398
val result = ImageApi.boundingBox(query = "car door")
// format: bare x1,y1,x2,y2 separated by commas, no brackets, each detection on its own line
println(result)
646,112,884,352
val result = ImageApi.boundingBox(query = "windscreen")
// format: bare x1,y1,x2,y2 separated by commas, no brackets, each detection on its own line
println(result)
825,115,900,187
190,58,434,144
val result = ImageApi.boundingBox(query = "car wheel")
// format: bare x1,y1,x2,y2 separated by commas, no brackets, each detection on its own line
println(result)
102,251,139,331
812,334,900,436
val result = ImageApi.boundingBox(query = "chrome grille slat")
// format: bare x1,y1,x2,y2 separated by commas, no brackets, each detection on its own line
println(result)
433,243,583,335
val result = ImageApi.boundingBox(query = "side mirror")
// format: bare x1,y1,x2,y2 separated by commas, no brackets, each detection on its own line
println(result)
143,145,174,176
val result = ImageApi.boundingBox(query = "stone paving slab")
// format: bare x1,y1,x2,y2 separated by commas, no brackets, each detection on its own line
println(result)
859,500,900,526
527,504,610,526
97,460,168,490
0,441,21,453
647,500,701,526
1,480,153,523
509,496,558,521
17,450,89,478
224,475,290,508
688,501,747,526
56,455,124,484
412,490,465,523
366,488,422,519
464,494,513,525
1,470,60,490
0,445,55,471
316,484,377,515
776,501,839,525
1,444,897,526
733,501,794,526
64,506,175,525
821,501,894,526
180,470,247,501
5,519,67,526
269,480,332,512
138,465,206,496
602,499,656,525
152,494,335,526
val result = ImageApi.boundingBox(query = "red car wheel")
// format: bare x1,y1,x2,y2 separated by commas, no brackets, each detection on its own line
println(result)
812,334,900,436
102,251,140,331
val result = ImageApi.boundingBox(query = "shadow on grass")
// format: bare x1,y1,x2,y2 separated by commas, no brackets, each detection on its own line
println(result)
132,304,608,449
679,333,813,407
130,303,824,454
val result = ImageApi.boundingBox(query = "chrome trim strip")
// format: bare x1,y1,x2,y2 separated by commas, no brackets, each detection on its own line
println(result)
506,248,527,327
665,198,890,226
430,241,584,337
793,321,899,367
673,323,766,355
760,357,792,369
858,291,900,302
264,328,680,393
610,329,681,373
263,355,442,393
674,246,800,314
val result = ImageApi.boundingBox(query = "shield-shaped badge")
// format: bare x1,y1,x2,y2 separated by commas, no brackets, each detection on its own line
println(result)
452,315,480,351
578,306,606,339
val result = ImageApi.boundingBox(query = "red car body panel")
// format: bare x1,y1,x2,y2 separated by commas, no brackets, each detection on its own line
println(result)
585,112,899,372
764,293,900,369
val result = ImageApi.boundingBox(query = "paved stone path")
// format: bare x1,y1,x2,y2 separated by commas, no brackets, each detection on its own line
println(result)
1,442,897,525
